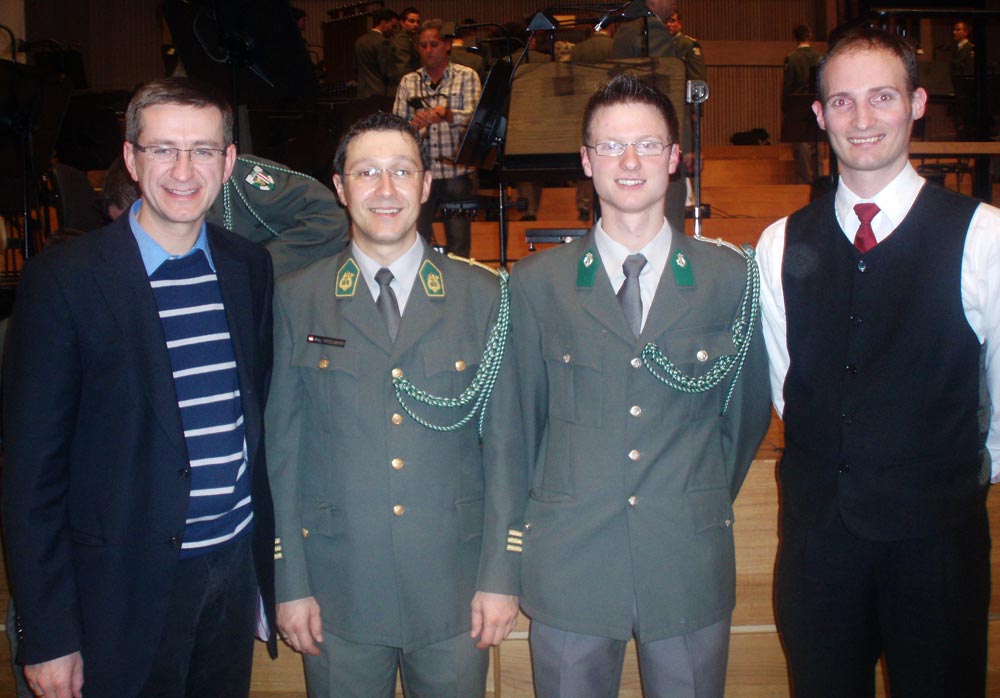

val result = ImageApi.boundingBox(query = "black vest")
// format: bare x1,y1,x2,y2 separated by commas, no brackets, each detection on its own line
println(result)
780,184,988,540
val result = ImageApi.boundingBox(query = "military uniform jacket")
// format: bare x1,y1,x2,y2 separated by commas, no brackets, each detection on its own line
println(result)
267,243,527,651
208,155,348,277
509,229,771,642
355,29,392,98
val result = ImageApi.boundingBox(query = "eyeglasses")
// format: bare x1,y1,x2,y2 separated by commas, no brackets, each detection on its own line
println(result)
584,141,672,157
132,143,228,163
344,167,424,181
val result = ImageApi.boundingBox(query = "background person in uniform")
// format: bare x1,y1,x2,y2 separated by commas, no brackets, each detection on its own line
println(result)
393,19,481,257
266,112,525,698
757,26,1000,698
509,73,771,698
389,7,422,94
781,24,822,184
950,19,975,139
99,152,349,277
2,76,277,698
354,9,398,99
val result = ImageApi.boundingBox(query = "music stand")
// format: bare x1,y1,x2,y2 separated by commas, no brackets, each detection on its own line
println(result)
163,0,316,149
0,59,71,259
454,53,515,267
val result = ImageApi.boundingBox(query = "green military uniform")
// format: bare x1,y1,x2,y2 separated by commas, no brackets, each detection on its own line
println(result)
266,241,526,655
355,29,393,98
207,155,348,277
781,45,822,183
510,229,771,642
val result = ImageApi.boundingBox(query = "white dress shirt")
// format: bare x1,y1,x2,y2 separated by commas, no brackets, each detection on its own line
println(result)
595,217,673,333
757,163,1000,481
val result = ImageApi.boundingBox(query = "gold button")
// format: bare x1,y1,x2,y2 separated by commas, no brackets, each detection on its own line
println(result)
628,449,640,462
302,528,310,538
630,357,642,368
562,354,572,363
318,359,329,369
696,349,709,362
629,405,642,417
454,360,466,372
391,413,404,425
627,496,637,507
524,522,532,530
391,458,404,470
393,504,405,516
391,367,404,379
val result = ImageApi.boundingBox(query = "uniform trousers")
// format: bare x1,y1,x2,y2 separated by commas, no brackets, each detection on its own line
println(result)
775,508,990,698
417,175,474,258
530,616,731,698
303,629,490,698
138,533,257,698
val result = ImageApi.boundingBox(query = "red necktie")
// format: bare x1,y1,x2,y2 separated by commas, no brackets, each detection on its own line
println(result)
853,203,880,253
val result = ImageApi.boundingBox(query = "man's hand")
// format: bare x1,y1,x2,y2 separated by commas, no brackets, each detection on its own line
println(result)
411,106,450,131
277,597,324,656
25,651,83,698
470,592,519,649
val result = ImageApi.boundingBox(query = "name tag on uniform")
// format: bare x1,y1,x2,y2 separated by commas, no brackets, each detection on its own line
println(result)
307,334,346,347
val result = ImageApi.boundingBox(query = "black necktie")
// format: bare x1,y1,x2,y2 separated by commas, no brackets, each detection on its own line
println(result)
375,267,401,342
618,253,647,338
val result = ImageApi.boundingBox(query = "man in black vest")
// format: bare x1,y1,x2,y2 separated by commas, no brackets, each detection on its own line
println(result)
757,26,1000,698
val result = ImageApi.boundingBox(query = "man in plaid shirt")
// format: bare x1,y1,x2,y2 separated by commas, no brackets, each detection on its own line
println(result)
394,18,481,257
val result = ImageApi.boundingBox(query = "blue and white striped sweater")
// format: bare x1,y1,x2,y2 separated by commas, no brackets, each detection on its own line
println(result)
149,249,253,557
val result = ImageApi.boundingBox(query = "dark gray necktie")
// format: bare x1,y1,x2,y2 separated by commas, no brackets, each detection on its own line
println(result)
375,267,401,342
617,253,647,338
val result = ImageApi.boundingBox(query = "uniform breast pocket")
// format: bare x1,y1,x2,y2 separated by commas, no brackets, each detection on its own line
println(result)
658,328,737,420
290,342,362,422
542,334,604,427
420,337,482,396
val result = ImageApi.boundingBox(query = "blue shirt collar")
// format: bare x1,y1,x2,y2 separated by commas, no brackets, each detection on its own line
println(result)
128,200,215,277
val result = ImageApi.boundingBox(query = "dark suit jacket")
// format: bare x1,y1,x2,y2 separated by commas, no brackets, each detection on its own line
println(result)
2,214,277,698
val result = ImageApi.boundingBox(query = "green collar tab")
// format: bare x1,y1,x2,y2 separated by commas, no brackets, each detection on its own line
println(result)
577,248,599,287
335,258,361,297
419,259,445,298
671,251,694,287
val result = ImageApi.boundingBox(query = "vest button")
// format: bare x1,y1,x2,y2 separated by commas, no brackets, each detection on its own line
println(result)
838,463,851,474
857,260,867,272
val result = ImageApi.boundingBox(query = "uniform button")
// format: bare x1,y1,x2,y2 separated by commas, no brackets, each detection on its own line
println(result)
629,405,642,417
391,367,404,379
724,518,733,528
391,457,405,470
455,360,467,371
177,467,191,479
846,364,858,375
302,528,310,538
393,504,405,516
696,349,709,362
839,463,851,474
631,357,642,368
391,413,404,425
168,536,182,549
628,449,641,462
857,260,867,273
627,495,637,507
318,358,329,369
850,313,862,325
524,522,532,530
562,354,572,364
